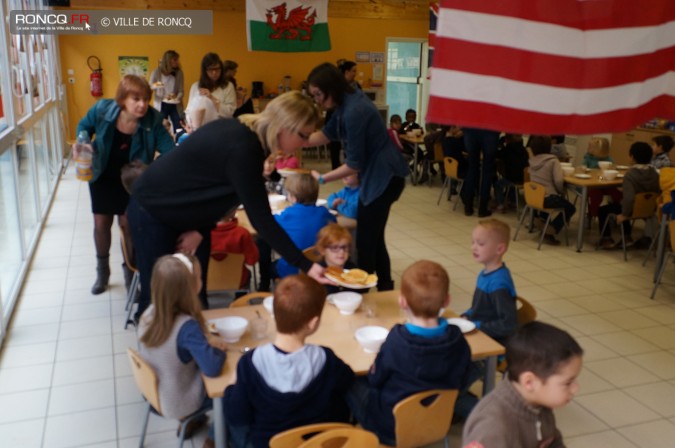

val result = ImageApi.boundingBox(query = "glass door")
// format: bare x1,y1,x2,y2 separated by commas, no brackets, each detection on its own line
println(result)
385,38,429,127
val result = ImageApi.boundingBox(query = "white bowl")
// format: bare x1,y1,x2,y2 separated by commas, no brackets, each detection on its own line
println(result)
355,326,389,353
330,292,363,315
263,296,274,315
598,161,612,170
562,166,575,176
602,169,619,181
210,316,248,343
560,162,573,168
316,198,327,207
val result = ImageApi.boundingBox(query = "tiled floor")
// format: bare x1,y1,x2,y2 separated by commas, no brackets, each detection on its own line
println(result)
1,160,675,447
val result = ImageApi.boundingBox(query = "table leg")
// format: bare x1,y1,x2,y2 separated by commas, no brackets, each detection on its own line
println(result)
653,215,668,284
576,186,588,252
483,356,497,395
214,396,226,448
412,143,419,184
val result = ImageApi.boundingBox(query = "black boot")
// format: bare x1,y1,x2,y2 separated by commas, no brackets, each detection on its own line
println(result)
91,256,111,295
462,195,474,216
478,199,492,218
122,263,133,291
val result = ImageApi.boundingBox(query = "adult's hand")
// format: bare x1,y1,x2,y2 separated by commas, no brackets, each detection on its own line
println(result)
176,230,203,255
307,263,337,285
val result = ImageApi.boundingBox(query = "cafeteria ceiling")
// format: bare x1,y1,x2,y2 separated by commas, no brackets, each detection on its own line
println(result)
64,0,428,20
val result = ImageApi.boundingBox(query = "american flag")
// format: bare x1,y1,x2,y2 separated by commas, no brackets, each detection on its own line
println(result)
427,0,675,134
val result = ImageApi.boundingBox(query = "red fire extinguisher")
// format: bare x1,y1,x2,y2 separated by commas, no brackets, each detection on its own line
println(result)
87,56,103,97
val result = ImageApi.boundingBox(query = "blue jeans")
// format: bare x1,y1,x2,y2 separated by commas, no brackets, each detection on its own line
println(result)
461,128,500,206
126,197,211,320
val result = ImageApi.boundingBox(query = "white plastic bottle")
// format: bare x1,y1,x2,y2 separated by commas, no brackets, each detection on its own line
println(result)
75,130,93,181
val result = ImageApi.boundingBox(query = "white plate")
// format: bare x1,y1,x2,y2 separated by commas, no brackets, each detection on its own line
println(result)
162,98,180,104
325,269,377,289
446,318,477,334
617,173,624,178
574,173,591,179
616,165,630,170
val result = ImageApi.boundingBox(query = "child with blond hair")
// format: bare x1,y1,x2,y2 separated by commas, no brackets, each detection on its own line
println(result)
138,254,227,441
463,322,583,448
224,275,354,448
462,219,517,343
257,174,336,290
348,260,473,445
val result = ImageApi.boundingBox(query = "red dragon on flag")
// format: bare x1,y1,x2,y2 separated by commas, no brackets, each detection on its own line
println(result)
265,2,317,41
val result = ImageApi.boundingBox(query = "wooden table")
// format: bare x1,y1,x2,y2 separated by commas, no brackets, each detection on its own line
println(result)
399,134,425,184
202,290,504,448
564,168,623,251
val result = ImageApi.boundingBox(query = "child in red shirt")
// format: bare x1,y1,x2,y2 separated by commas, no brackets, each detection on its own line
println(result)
210,209,259,288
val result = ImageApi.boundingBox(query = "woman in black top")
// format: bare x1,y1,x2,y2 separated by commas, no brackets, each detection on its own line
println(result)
127,91,328,320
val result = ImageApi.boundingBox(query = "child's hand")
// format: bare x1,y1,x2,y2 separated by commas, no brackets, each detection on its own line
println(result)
207,334,229,352
331,198,345,209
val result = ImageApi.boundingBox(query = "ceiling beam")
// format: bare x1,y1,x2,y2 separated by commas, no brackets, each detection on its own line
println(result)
63,0,428,20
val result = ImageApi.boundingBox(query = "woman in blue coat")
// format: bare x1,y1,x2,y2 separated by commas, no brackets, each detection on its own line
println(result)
305,63,409,291
74,74,175,294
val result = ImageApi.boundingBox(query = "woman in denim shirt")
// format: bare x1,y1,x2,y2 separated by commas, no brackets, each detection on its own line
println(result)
305,63,409,291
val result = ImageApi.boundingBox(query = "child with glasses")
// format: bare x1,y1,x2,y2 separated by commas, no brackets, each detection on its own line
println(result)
315,224,360,294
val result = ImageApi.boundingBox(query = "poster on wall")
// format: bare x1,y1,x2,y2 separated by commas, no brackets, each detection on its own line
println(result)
355,52,370,63
246,0,331,52
118,56,149,78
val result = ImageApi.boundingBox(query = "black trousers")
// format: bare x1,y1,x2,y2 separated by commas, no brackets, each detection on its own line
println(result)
356,176,405,291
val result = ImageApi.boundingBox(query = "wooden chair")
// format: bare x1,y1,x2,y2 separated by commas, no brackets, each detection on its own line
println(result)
121,231,140,330
513,182,569,250
269,423,352,448
206,252,247,295
297,427,379,448
229,291,271,308
597,192,658,261
385,389,459,448
437,157,464,211
650,220,675,299
516,296,537,327
502,167,529,214
127,348,211,448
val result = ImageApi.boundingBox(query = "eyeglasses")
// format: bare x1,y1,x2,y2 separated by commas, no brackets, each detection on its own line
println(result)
326,245,349,253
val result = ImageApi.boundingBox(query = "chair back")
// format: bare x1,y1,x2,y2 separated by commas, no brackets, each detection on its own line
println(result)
523,182,546,209
516,296,537,327
393,389,459,448
443,157,460,180
119,231,137,273
230,291,272,308
631,192,659,219
269,423,352,448
127,348,161,414
670,220,675,251
302,246,323,263
523,167,530,183
296,428,379,448
433,141,445,162
207,252,245,292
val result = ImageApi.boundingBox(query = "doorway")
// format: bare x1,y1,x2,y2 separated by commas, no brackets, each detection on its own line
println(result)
385,38,429,127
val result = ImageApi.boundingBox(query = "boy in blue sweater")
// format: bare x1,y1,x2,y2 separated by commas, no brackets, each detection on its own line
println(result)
462,218,517,344
326,173,360,219
257,173,336,290
223,275,354,448
348,260,473,445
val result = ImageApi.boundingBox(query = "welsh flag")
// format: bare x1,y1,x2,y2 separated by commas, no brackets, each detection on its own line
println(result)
247,0,331,52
